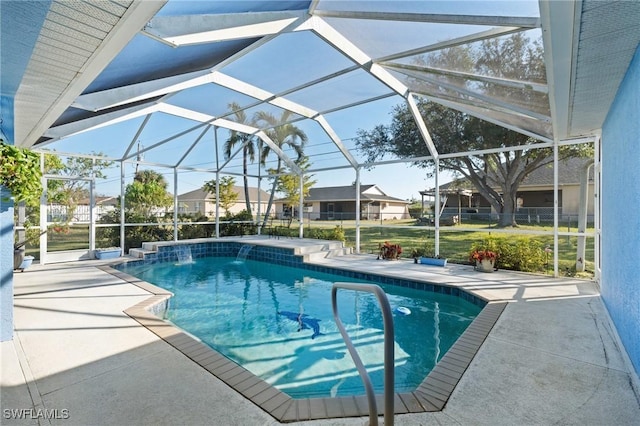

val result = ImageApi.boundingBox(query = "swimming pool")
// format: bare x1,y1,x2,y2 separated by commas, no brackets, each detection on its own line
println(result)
119,256,482,399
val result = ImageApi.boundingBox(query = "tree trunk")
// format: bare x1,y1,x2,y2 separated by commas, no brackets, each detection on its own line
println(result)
498,190,518,227
261,158,282,228
242,146,252,215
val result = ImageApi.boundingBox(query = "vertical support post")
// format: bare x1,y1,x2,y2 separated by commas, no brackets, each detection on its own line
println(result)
173,167,178,242
39,153,47,265
594,135,601,283
256,138,263,235
215,171,220,239
257,140,262,235
89,159,96,254
214,127,220,239
120,161,126,252
434,160,441,256
257,176,262,235
553,141,559,277
16,202,25,247
298,172,304,238
355,168,361,254
576,162,593,272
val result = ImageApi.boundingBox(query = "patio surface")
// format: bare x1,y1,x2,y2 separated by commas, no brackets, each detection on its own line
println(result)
2,236,639,425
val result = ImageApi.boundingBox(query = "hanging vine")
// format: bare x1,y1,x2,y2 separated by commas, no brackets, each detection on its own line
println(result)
0,140,42,203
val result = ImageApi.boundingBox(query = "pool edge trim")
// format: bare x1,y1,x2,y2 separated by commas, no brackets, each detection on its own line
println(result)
100,263,507,423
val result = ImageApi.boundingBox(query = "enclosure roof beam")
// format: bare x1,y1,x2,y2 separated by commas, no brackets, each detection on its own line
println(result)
375,26,525,64
175,125,212,168
308,16,409,98
380,62,549,94
72,70,210,112
217,138,253,174
123,114,153,160
413,92,553,143
42,103,161,142
255,131,302,175
122,120,210,161
142,10,307,47
312,10,540,28
407,93,439,160
539,0,579,141
314,115,359,168
398,69,551,122
209,71,319,119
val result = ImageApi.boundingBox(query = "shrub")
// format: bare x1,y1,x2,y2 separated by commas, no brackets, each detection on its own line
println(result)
470,236,545,272
177,213,215,240
220,210,255,237
410,239,439,259
303,226,345,242
96,210,173,251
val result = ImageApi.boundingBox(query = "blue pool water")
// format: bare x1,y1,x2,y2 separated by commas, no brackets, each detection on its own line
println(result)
121,257,482,398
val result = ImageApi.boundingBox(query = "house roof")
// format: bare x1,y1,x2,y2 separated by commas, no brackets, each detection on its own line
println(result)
178,185,271,201
518,157,594,187
437,157,594,192
294,184,409,204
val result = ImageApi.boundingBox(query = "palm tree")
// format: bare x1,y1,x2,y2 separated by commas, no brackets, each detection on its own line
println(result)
223,102,258,216
254,110,307,228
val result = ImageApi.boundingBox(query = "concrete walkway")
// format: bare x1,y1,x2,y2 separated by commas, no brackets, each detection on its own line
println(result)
2,243,639,425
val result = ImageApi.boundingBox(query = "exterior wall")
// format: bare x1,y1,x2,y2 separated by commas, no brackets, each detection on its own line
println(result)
180,200,271,217
560,184,594,216
363,186,385,196
304,202,321,220
319,201,355,220
275,200,410,220
517,185,595,215
601,45,640,376
179,200,205,216
225,201,267,215
456,183,595,217
0,187,14,341
1,2,52,340
379,203,410,220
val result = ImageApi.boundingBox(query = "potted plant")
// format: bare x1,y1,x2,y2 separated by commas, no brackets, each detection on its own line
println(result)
377,241,402,260
469,248,498,272
1,141,42,204
13,230,46,271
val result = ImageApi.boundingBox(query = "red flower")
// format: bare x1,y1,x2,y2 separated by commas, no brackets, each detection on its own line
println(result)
469,249,497,263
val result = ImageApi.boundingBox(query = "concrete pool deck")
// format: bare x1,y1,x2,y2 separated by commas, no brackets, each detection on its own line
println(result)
2,237,639,425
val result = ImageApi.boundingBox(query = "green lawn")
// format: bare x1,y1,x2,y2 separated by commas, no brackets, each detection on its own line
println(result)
21,220,595,278
299,219,595,278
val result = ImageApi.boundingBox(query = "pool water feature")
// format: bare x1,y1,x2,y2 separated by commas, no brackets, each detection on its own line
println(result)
120,256,482,399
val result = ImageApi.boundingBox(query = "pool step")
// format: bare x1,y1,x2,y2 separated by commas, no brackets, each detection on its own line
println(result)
129,248,156,259
304,245,353,262
295,240,345,255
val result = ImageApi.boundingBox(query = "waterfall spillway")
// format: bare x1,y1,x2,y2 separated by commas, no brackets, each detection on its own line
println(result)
236,244,254,262
175,245,194,265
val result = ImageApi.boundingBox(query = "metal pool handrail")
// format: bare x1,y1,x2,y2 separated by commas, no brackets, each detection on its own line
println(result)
331,283,394,426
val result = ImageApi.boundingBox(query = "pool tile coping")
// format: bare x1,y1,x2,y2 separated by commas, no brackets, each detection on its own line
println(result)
100,262,506,423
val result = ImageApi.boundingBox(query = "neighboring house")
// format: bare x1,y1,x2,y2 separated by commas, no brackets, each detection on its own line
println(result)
275,184,411,220
434,157,594,218
178,186,272,217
